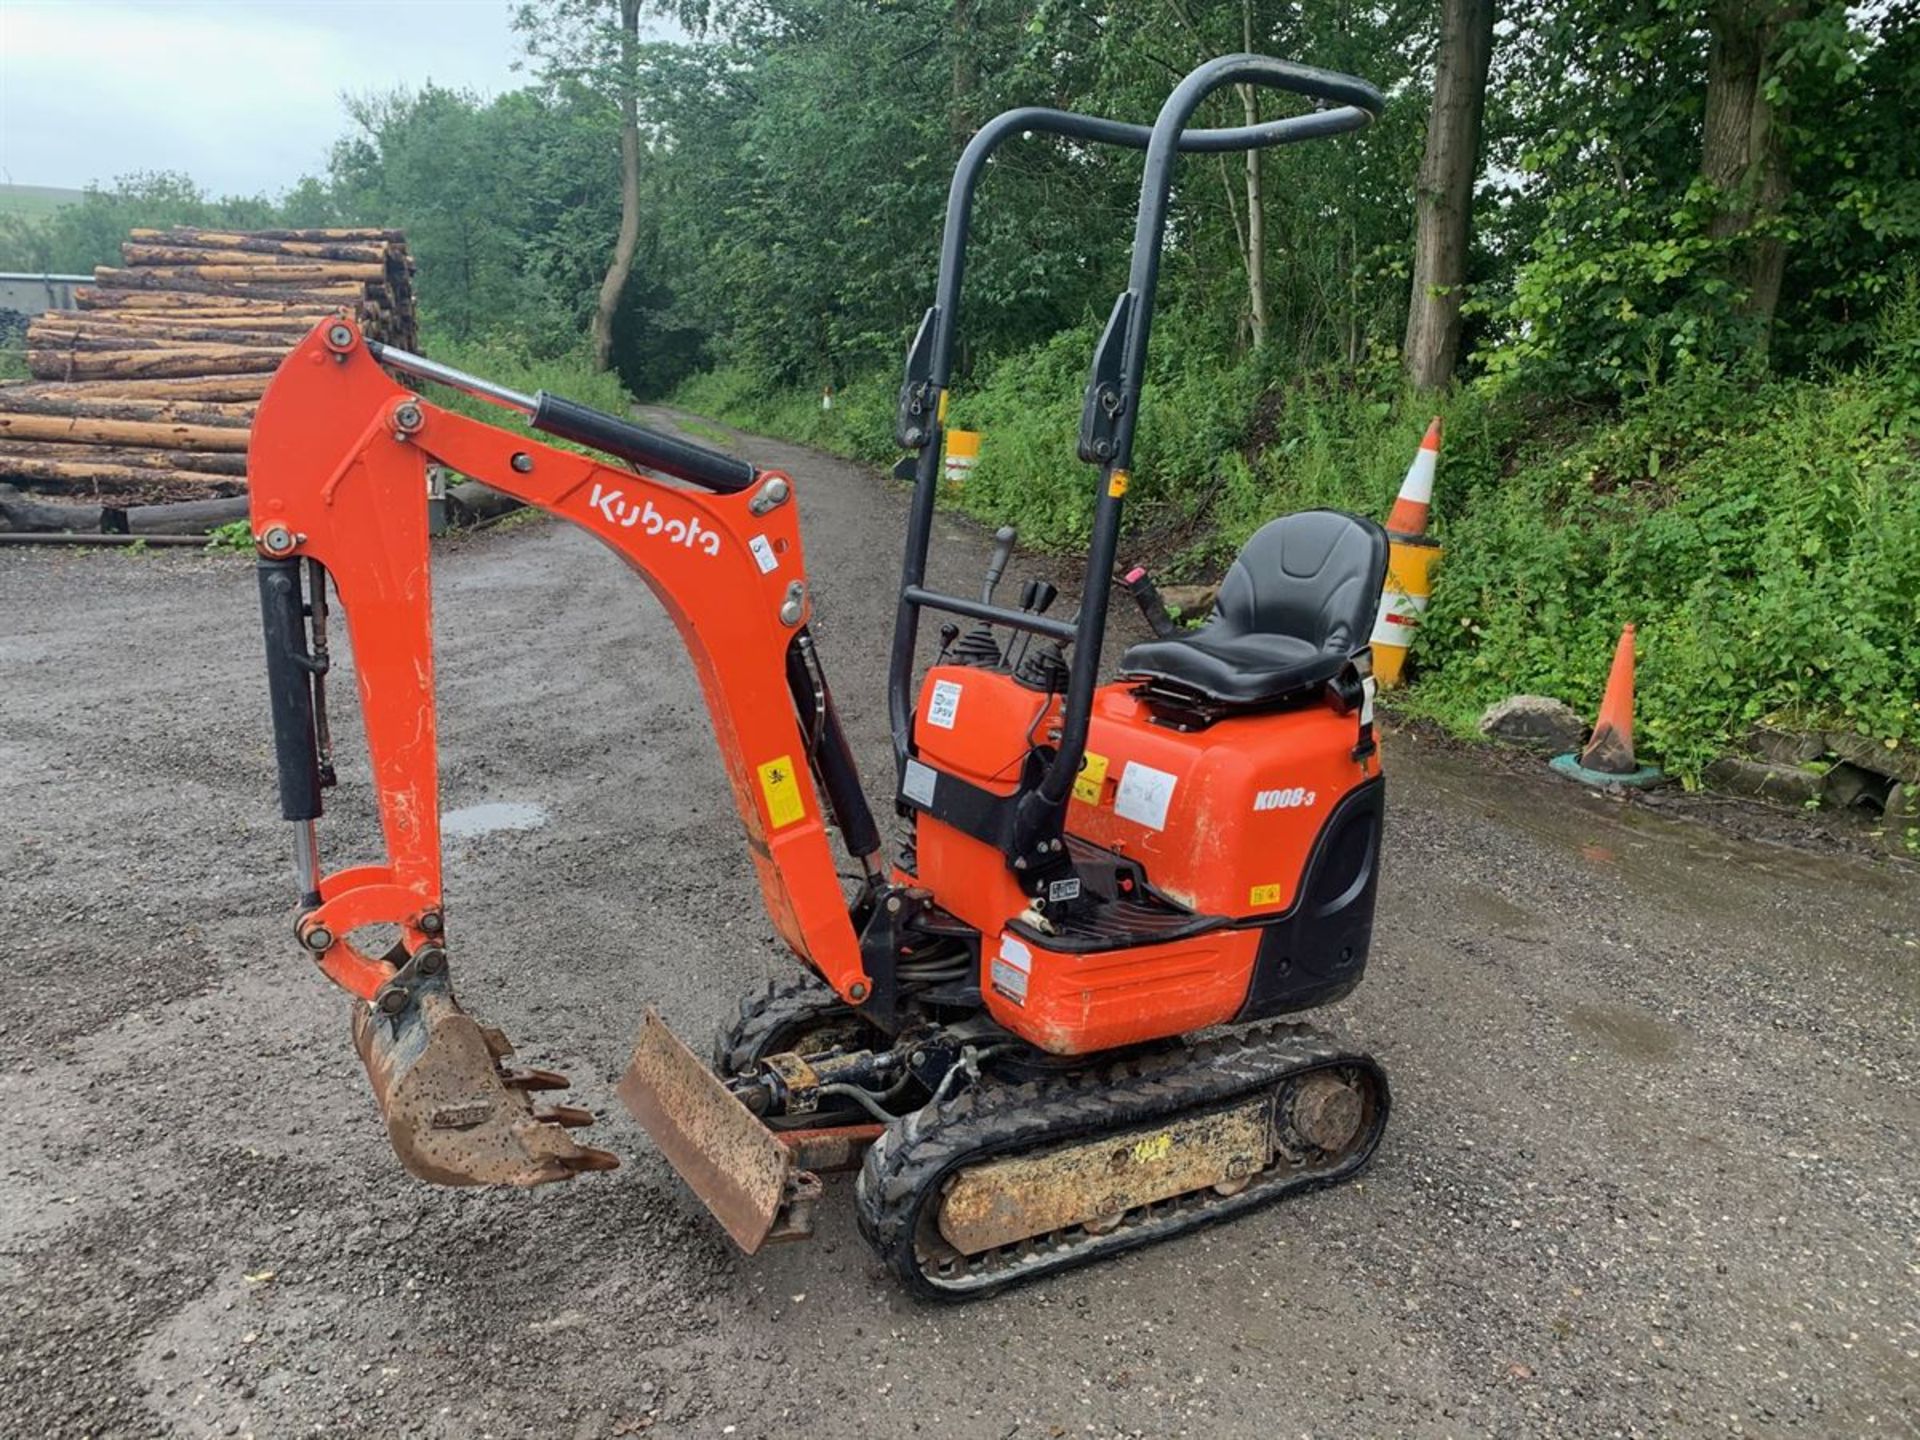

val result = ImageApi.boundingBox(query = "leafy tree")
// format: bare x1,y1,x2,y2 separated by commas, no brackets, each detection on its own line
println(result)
1404,0,1495,388
513,0,647,370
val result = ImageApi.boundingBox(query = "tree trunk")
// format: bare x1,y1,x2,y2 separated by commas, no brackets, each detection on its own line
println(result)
119,495,252,533
33,321,310,347
31,321,299,351
0,393,255,425
97,261,385,285
951,0,978,145
141,226,404,243
28,347,284,381
76,288,342,317
0,453,242,494
0,414,253,451
1403,0,1496,389
0,442,249,475
120,243,392,269
592,0,643,372
128,230,396,263
88,270,368,303
1239,0,1268,349
0,374,272,402
0,483,108,533
1702,0,1802,352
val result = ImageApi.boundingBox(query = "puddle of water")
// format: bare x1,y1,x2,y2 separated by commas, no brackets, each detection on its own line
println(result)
1460,887,1548,940
442,801,548,839
1565,1003,1682,1062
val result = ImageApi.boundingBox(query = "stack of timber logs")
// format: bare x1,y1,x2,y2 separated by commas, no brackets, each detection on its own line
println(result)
0,227,416,512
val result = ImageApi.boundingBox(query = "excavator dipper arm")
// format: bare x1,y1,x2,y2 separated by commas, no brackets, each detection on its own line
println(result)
248,318,872,1186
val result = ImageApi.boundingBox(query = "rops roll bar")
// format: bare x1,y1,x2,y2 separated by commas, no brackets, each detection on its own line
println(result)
886,55,1382,859
1045,55,1381,819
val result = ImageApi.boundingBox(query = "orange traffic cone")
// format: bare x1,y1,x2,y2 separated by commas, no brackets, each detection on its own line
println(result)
1387,416,1442,535
1369,417,1444,687
1550,623,1663,788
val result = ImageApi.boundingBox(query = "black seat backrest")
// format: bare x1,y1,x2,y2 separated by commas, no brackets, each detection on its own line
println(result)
1211,508,1389,654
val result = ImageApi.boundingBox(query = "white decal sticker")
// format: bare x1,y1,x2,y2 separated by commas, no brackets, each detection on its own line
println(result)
901,758,938,806
926,679,963,731
586,484,722,556
990,933,1032,1005
1047,877,1082,904
1113,761,1178,831
748,533,779,574
1361,674,1377,726
1253,786,1318,812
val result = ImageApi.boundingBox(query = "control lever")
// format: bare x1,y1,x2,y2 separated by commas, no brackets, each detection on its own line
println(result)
981,525,1017,604
1008,580,1060,673
1120,566,1180,638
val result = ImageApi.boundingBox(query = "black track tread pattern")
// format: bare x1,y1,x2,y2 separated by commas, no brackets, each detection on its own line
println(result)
711,975,880,1076
854,1022,1388,1301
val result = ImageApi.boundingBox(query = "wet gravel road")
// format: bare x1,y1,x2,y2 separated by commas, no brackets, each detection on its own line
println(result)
2,413,1916,1439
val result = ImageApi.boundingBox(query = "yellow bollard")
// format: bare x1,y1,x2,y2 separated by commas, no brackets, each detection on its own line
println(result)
1371,537,1442,687
943,428,981,486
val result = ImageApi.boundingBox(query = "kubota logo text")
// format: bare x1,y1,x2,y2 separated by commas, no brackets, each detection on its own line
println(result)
588,483,721,556
1253,786,1317,811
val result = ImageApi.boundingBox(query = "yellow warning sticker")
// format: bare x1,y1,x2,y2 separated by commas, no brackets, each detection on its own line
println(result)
1072,750,1110,805
1130,1131,1173,1166
1107,469,1131,498
756,755,806,829
1249,882,1283,907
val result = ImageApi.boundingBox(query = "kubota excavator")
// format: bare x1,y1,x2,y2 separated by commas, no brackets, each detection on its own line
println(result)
250,55,1392,1298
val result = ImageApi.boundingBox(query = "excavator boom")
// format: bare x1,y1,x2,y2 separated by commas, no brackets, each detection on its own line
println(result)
248,318,873,1189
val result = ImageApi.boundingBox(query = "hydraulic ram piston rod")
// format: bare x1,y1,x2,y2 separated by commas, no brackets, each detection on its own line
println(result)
366,336,758,493
367,341,537,414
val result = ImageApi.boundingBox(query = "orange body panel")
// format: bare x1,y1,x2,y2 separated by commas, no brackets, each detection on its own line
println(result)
1070,687,1373,919
247,321,867,1004
911,666,1377,1053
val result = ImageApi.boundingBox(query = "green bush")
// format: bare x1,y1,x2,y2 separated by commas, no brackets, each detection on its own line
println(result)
670,331,1920,782
1411,368,1920,776
674,366,896,465
419,333,634,429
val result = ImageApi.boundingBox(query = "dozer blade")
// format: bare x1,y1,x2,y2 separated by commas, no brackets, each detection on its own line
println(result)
618,1009,822,1253
353,970,619,1187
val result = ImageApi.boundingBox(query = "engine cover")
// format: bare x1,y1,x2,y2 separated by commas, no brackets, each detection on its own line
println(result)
908,666,1384,1053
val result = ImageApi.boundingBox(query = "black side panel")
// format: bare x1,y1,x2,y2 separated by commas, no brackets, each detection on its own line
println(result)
1235,775,1384,1021
255,558,323,822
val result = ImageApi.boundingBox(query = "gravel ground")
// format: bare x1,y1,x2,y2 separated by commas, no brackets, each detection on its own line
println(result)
1,412,1915,1439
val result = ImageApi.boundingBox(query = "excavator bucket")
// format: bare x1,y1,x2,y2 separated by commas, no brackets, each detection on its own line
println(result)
352,969,619,1187
618,1010,822,1253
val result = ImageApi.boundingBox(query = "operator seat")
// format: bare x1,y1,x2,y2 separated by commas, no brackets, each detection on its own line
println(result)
1119,508,1389,708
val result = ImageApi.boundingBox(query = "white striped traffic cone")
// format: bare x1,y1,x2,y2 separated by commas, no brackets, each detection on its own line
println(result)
1370,417,1443,687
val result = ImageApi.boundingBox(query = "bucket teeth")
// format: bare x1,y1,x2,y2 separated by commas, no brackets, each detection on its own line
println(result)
531,1103,597,1129
353,969,619,1187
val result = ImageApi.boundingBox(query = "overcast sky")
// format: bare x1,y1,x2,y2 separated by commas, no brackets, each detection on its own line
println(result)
0,1,555,196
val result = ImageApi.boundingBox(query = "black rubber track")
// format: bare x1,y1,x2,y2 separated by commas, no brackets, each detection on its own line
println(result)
710,975,885,1076
854,1022,1388,1301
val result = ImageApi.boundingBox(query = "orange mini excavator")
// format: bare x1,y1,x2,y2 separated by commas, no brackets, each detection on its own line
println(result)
250,55,1392,1298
